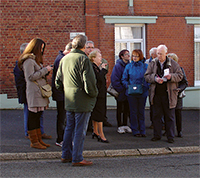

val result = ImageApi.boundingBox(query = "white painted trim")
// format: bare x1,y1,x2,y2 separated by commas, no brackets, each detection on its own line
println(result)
1,87,200,109
103,16,158,24
185,17,200,24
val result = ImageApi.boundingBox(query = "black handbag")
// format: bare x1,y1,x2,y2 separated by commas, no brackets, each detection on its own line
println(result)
107,84,119,98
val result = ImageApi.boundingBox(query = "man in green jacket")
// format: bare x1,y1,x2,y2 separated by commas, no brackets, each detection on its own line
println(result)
55,34,98,166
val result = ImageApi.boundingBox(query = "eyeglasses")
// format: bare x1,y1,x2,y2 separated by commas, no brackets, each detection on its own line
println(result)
86,47,94,49
132,55,139,58
124,53,130,56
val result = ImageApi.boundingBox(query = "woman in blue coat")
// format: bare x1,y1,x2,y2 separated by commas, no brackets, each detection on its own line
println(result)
122,49,149,137
111,50,132,134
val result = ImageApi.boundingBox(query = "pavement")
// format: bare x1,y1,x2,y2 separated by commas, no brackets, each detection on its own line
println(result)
0,108,199,161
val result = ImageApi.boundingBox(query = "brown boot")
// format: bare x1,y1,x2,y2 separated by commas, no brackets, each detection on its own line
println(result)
36,128,50,147
27,130,46,149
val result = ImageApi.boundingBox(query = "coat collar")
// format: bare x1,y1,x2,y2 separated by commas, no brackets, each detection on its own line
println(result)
70,49,87,56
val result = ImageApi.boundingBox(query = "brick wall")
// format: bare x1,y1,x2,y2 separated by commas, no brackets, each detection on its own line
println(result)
85,0,199,86
1,0,200,98
0,0,85,98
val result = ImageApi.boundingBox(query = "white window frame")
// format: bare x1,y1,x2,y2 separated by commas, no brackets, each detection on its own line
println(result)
194,25,200,86
115,24,146,61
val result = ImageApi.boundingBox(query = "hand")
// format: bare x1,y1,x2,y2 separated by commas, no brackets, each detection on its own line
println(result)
163,74,171,80
173,88,181,91
156,77,164,84
46,65,53,72
101,63,107,69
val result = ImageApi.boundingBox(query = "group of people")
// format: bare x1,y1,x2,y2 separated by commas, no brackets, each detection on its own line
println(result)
14,35,111,166
111,44,188,144
14,34,188,166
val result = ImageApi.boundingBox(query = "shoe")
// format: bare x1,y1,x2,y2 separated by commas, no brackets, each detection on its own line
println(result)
61,158,72,163
36,129,50,147
27,130,47,149
168,139,174,143
141,134,146,137
134,134,141,137
92,133,100,140
41,133,52,139
72,160,93,166
177,132,183,138
55,141,63,147
117,126,125,134
103,121,112,127
123,126,132,133
99,138,109,143
151,137,161,141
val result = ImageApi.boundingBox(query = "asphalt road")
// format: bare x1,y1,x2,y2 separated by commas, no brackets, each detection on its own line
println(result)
1,153,199,178
0,109,199,154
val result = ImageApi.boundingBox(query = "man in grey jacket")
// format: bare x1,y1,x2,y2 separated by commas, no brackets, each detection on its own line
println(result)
144,45,183,143
55,35,98,166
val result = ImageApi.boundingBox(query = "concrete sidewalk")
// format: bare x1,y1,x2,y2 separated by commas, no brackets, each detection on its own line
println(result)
0,109,199,161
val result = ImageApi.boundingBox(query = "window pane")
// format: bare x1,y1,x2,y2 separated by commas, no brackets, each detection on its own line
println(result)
115,43,127,60
195,42,200,81
195,27,200,39
132,27,142,38
117,27,142,39
130,43,141,52
115,27,120,40
121,27,133,39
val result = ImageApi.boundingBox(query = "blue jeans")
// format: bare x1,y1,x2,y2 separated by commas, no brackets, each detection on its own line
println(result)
62,112,91,163
24,103,44,136
128,95,147,135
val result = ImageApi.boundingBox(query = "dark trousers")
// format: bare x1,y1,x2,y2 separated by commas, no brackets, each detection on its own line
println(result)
28,111,43,131
175,98,182,133
116,100,129,127
128,95,147,135
153,95,175,140
175,109,182,133
56,101,66,143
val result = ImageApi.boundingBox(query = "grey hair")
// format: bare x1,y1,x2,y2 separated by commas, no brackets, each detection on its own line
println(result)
20,43,28,54
86,41,94,46
149,47,157,56
157,45,168,53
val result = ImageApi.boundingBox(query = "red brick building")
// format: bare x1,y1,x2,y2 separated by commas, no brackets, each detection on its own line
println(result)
1,0,200,99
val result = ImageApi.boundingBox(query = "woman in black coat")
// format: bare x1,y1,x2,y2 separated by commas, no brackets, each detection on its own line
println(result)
89,50,109,143
167,53,188,137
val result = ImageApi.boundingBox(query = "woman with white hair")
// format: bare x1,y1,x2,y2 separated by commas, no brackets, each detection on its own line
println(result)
167,53,188,137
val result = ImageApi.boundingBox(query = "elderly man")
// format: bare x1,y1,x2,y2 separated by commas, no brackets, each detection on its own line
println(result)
56,35,98,166
146,47,157,64
144,45,183,143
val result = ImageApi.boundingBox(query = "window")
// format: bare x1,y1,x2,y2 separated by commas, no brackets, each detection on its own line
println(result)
194,25,200,86
115,24,145,61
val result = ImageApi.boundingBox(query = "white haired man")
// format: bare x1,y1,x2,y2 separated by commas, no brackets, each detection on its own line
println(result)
144,45,183,143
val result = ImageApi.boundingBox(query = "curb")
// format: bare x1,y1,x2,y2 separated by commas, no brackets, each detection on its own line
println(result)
0,146,199,161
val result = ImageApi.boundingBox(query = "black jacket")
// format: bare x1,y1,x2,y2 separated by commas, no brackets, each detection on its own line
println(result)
13,61,27,104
